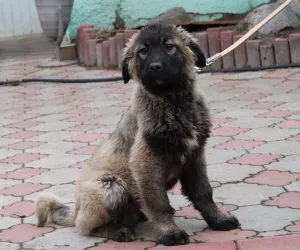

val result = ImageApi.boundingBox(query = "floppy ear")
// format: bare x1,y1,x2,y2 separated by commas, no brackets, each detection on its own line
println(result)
121,57,131,84
188,40,206,68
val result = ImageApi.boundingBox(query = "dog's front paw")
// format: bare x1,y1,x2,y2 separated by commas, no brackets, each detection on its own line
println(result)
159,230,189,246
112,228,136,242
209,215,240,231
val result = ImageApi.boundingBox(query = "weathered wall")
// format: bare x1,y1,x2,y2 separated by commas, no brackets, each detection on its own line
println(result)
0,0,42,38
66,0,271,42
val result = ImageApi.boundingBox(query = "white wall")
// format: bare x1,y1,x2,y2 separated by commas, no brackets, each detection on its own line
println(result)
0,0,43,38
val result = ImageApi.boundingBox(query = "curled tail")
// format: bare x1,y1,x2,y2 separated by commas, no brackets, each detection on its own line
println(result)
35,192,77,227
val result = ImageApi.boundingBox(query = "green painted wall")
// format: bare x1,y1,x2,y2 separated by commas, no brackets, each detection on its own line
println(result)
66,0,271,42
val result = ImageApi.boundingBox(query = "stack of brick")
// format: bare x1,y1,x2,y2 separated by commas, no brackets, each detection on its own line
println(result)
76,24,300,70
77,25,137,69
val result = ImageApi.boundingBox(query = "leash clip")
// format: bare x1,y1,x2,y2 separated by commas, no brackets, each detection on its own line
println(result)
206,53,222,66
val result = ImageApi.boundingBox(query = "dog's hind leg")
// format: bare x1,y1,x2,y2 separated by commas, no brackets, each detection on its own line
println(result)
76,173,136,242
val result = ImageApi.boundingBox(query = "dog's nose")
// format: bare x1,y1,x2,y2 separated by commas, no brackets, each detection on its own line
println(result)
149,62,163,72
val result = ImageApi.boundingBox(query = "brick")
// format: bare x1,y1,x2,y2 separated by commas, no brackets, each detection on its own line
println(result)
246,40,262,67
82,28,96,66
88,240,156,250
233,205,300,232
230,153,283,166
194,32,209,59
0,168,48,180
220,30,235,69
208,163,262,183
237,235,300,250
193,229,256,243
245,170,300,186
233,35,248,68
0,183,50,196
0,224,54,243
88,39,99,67
115,32,125,68
108,37,118,67
77,25,94,63
274,38,291,66
214,183,282,206
0,201,35,217
96,42,103,68
207,27,223,69
260,44,275,67
288,33,300,63
103,40,110,68
124,29,138,44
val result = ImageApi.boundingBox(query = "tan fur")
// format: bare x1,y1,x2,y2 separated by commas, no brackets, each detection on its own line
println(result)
35,24,239,245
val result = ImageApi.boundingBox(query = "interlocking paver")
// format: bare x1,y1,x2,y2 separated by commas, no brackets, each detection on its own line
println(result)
213,183,283,206
232,205,300,231
1,36,300,249
208,163,263,183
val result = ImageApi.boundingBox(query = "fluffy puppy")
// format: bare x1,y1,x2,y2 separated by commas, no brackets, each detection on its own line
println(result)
35,23,240,246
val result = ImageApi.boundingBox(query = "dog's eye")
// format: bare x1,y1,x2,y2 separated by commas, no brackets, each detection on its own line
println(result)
139,47,148,55
165,44,174,50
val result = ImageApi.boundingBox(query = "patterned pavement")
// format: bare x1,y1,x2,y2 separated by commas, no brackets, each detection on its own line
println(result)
1,35,300,250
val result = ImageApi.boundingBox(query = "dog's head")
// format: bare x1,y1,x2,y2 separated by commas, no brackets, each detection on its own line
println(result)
121,23,206,93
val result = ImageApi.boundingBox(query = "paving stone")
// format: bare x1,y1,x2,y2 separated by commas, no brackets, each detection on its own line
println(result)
157,242,237,250
0,179,22,189
274,120,300,129
213,183,283,206
26,141,84,155
28,121,80,132
28,131,82,142
0,163,21,175
257,230,291,237
0,195,21,208
245,170,300,186
0,168,49,180
230,153,283,166
174,217,207,235
237,234,300,250
224,117,281,129
23,227,104,250
0,200,35,217
223,72,266,80
0,138,21,148
88,240,157,250
25,168,79,185
216,139,265,150
232,205,300,231
7,141,46,150
175,203,237,220
273,101,300,111
68,145,99,155
25,154,90,169
0,153,48,164
0,182,50,197
264,192,300,209
286,221,300,232
0,242,19,250
0,224,54,243
215,109,266,119
286,180,300,192
206,136,231,148
168,193,190,210
208,163,263,183
206,148,246,165
234,128,299,141
250,141,300,155
4,131,44,140
25,184,76,203
0,217,21,230
267,155,300,173
0,149,22,161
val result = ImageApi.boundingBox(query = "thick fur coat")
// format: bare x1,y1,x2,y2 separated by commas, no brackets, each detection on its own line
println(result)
35,23,239,246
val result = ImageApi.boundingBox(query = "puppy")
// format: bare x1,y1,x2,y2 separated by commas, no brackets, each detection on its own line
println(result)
35,23,240,246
